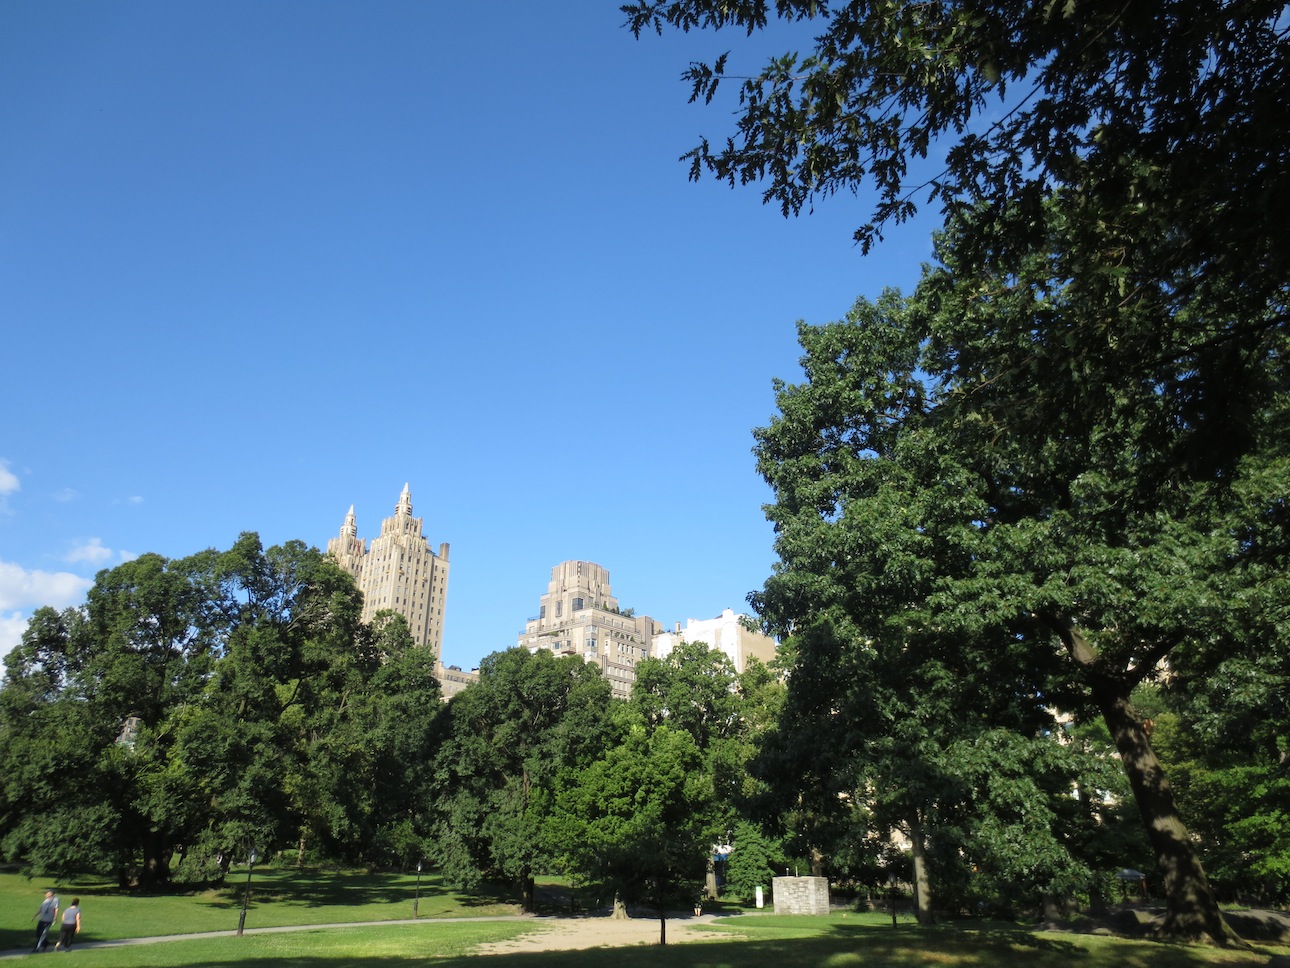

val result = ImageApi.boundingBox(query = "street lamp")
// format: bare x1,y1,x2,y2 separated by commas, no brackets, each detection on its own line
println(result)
236,850,258,937
887,870,899,929
413,860,423,918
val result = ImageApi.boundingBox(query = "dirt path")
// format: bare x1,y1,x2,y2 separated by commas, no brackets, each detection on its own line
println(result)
476,913,739,953
0,913,741,960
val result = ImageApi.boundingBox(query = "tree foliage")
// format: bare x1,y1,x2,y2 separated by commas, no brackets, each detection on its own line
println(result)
0,534,441,884
627,0,1286,944
425,647,614,910
624,0,1288,307
750,253,1285,939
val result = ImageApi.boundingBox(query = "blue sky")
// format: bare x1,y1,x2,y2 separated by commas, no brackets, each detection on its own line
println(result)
1,1,935,670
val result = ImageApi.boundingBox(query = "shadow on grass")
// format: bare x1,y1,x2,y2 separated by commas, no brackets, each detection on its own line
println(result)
67,930,1271,968
38,868,519,913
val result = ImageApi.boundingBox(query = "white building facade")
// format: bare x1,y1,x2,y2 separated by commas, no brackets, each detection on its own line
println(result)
651,607,777,673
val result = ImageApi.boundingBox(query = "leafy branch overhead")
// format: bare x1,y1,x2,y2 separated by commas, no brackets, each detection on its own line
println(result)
623,0,1290,319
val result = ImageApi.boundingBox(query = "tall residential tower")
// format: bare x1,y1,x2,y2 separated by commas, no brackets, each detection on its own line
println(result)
326,484,450,654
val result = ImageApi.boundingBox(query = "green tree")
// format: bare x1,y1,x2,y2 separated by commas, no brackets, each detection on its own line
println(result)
550,717,715,943
630,643,788,899
427,648,613,910
630,4,1286,941
751,259,1285,940
722,819,781,905
0,534,424,884
0,548,228,885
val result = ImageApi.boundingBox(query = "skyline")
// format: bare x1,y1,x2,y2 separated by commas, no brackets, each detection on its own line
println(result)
1,2,935,670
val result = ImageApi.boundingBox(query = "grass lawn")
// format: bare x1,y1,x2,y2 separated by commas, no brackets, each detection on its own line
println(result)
10,920,538,966
0,866,517,950
2,913,1285,968
2,870,1284,968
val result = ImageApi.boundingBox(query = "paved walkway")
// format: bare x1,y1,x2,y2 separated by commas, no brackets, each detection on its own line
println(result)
1,914,534,959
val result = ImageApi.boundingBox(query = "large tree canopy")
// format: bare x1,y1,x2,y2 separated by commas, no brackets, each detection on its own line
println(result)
751,259,1286,941
629,0,1287,945
0,535,442,885
426,647,614,911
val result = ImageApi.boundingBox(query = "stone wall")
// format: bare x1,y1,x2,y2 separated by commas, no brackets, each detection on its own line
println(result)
771,875,830,915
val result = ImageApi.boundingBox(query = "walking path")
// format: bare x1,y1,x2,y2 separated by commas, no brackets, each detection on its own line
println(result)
1,911,734,959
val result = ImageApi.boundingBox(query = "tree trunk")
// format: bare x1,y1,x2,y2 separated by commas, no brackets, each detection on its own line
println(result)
521,873,535,913
1091,676,1243,945
611,889,629,920
139,830,172,887
658,908,667,946
910,816,934,926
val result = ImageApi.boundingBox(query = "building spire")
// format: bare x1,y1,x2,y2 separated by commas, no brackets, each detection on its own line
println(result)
341,504,357,538
396,483,413,517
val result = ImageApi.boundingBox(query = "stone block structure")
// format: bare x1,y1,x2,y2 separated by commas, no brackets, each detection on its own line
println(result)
772,876,830,915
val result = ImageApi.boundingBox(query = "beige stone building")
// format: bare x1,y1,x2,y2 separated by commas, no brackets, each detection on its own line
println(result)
651,607,777,673
326,484,450,656
517,560,660,699
436,663,481,700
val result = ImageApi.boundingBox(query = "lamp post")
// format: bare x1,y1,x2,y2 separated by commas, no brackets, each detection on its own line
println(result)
413,860,423,918
236,850,258,937
887,871,898,929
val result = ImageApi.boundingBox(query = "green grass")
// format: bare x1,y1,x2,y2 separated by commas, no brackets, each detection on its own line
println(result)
0,866,517,950
9,914,1285,968
2,870,1284,967
686,912,1281,966
16,920,540,966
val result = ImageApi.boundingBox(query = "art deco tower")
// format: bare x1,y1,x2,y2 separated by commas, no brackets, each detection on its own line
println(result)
326,484,450,654
516,560,659,698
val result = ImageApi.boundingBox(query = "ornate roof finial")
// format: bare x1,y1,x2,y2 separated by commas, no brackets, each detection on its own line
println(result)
396,483,413,517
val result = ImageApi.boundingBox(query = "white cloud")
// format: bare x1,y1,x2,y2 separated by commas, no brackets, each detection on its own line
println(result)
0,560,93,663
0,560,92,612
0,611,28,663
0,460,18,516
0,460,18,496
53,487,79,503
65,538,114,566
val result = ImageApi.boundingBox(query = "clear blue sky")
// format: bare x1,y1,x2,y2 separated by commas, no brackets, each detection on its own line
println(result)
1,1,934,669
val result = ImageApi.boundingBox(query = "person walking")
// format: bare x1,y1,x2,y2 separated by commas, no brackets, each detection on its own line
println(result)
54,898,80,951
31,889,59,953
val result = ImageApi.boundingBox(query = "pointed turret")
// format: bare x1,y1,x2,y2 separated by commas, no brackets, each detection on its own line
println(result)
396,483,413,517
340,505,358,538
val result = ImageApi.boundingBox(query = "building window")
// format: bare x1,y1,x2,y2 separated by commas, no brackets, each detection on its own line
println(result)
540,606,546,619
556,601,563,618
572,597,584,611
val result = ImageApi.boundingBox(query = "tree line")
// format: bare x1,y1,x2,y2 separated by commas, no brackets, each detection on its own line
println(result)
2,532,1284,933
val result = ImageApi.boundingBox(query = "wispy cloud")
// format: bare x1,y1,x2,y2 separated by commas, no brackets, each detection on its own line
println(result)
0,460,18,514
64,538,115,566
53,487,79,503
0,461,18,496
